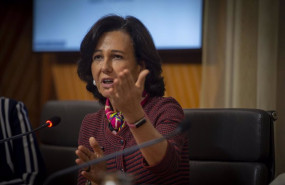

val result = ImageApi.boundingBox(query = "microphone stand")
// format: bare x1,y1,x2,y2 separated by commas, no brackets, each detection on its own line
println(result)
0,116,60,144
0,124,47,143
43,127,182,185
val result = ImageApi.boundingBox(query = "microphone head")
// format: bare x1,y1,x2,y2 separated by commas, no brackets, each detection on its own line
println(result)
45,116,61,128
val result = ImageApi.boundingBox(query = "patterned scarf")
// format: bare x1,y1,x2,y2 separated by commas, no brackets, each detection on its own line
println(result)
105,92,149,133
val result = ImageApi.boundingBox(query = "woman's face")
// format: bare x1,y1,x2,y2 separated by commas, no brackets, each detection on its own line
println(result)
91,30,143,98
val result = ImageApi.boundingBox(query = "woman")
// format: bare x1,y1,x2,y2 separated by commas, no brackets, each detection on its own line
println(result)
76,15,189,185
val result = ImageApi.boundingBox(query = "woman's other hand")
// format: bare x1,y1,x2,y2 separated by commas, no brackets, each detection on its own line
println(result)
75,137,106,185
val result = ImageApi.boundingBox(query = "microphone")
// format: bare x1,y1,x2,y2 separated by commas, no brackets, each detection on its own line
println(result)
0,116,61,143
43,116,191,185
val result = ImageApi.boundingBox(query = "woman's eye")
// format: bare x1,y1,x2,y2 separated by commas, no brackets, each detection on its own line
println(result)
93,55,102,61
114,55,123,59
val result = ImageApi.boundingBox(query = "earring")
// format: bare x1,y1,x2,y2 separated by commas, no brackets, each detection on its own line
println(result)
93,80,96,86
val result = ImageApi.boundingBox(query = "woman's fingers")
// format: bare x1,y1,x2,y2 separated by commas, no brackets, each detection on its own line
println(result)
75,138,106,184
76,145,92,162
75,145,93,171
113,69,146,97
107,69,149,111
89,137,104,157
122,69,135,89
113,69,130,97
83,138,106,184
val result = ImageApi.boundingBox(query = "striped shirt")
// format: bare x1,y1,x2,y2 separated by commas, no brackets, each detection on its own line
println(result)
0,97,45,185
78,96,190,185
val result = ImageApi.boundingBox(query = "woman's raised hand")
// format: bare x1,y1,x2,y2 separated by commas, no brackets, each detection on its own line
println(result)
106,69,149,118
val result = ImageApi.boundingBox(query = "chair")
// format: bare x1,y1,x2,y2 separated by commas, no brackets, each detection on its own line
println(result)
39,100,102,185
40,100,276,185
185,108,276,185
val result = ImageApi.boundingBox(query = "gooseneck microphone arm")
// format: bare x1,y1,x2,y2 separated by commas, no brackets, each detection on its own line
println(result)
0,116,61,144
43,118,190,185
0,124,47,143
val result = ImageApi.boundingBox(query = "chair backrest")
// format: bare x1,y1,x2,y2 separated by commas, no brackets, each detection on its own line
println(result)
39,100,102,185
40,101,276,185
184,108,276,185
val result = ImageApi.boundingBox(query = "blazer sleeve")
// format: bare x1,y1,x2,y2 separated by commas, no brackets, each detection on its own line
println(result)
143,97,188,176
0,98,45,185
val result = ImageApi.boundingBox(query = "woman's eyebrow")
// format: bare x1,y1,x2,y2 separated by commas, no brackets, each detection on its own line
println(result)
93,49,102,53
93,49,125,54
111,50,125,54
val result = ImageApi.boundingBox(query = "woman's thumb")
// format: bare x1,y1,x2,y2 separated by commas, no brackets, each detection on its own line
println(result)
136,69,149,88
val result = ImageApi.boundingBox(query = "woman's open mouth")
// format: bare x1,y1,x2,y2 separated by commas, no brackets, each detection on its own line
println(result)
101,78,114,88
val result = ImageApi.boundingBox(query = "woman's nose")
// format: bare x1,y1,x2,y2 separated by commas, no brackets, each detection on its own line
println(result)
101,59,112,73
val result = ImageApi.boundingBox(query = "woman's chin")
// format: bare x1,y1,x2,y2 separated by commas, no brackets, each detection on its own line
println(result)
99,90,111,98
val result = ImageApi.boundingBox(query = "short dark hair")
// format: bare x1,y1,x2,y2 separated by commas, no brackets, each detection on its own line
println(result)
77,15,165,105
